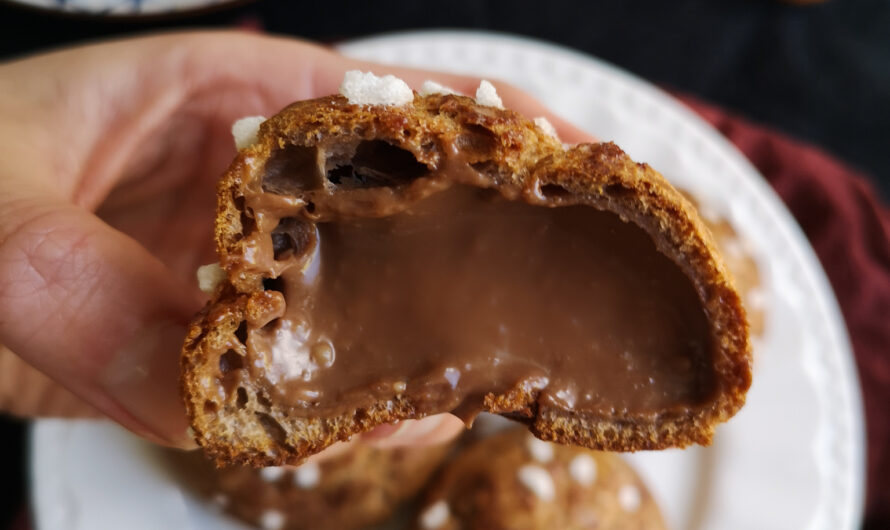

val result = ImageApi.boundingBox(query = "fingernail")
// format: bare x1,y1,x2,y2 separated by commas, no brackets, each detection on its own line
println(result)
305,439,353,464
362,421,403,440
100,320,191,447
405,415,451,438
372,414,449,442
385,419,420,440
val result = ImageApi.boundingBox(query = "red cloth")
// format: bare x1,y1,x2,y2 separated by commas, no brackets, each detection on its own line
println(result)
678,94,890,527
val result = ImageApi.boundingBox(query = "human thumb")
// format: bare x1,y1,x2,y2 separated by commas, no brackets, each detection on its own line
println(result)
0,196,197,447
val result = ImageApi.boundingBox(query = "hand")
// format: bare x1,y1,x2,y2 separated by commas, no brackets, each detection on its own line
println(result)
0,31,592,451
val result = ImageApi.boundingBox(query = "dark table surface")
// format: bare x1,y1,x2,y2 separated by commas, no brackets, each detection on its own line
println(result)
1,0,887,528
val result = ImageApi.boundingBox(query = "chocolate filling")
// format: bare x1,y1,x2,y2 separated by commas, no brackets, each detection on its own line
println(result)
234,140,715,424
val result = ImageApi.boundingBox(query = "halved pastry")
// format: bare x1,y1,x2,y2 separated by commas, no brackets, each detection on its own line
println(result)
181,74,751,466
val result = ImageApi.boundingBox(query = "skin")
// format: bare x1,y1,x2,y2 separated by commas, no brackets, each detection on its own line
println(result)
0,31,592,455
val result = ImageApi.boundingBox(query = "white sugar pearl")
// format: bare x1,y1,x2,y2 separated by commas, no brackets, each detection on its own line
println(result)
517,465,555,502
618,484,642,512
259,466,285,482
569,454,597,486
525,435,554,463
293,461,321,489
533,117,560,140
419,80,458,96
259,509,285,530
419,500,450,529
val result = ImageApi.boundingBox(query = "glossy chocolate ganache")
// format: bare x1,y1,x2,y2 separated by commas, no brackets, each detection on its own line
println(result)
228,137,716,425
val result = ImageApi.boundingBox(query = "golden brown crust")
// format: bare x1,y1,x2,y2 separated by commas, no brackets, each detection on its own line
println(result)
181,93,752,467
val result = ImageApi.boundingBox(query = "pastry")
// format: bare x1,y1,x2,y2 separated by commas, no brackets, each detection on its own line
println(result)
415,428,665,530
167,440,451,530
181,72,752,466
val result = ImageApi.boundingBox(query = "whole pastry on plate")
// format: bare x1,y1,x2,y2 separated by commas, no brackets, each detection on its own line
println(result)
415,428,665,530
167,439,452,530
181,71,752,466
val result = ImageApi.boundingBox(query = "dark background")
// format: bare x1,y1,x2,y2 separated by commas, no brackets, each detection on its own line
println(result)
1,0,887,528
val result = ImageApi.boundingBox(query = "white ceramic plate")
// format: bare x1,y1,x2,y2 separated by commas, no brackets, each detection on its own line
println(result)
6,0,238,16
32,31,865,530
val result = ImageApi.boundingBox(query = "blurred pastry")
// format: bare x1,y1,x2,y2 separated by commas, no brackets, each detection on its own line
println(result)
415,428,665,530
682,191,765,337
167,440,452,530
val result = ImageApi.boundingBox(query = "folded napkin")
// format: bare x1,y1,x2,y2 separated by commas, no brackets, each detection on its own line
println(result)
678,93,890,526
